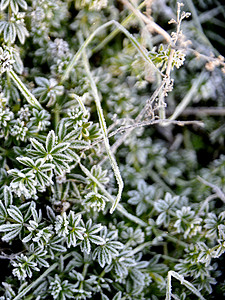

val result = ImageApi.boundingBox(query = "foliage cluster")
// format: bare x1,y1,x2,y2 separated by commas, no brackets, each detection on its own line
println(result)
0,0,224,299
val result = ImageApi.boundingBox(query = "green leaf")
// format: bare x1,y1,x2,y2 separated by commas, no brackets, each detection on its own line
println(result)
30,138,46,154
3,186,13,208
0,223,22,242
112,292,122,300
8,205,24,223
16,0,27,10
51,143,70,154
10,0,19,14
0,0,10,11
46,130,55,153
17,157,34,168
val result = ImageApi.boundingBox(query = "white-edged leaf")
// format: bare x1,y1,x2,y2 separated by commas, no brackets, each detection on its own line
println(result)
112,291,122,300
89,235,105,245
0,223,21,232
46,206,56,221
17,157,34,168
46,130,55,152
17,0,27,10
53,153,72,162
10,0,19,14
71,140,90,149
8,206,24,223
57,120,66,141
3,22,9,42
50,244,66,252
35,77,49,87
0,0,10,11
2,226,22,241
3,186,13,207
36,257,49,268
51,142,70,154
8,22,16,43
30,138,46,153
65,148,80,162
82,238,91,254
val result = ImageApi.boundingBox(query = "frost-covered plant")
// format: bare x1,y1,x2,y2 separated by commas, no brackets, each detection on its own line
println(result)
0,0,225,299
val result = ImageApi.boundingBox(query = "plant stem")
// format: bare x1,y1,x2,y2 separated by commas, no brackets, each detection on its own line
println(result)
121,0,173,45
129,241,152,256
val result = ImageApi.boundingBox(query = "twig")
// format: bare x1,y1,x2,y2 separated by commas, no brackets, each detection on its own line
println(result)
85,118,204,153
197,176,225,204
167,107,225,116
166,270,206,300
108,119,204,137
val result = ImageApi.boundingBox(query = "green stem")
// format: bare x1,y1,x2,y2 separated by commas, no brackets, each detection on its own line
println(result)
60,20,163,84
79,263,89,290
70,93,88,115
129,241,153,256
13,263,58,300
149,169,175,195
54,103,60,131
9,70,42,110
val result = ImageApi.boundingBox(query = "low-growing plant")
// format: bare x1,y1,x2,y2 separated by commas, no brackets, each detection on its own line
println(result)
0,0,225,299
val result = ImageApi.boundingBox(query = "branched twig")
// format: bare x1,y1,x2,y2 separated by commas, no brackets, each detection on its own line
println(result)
108,119,204,137
86,119,204,154
100,80,166,162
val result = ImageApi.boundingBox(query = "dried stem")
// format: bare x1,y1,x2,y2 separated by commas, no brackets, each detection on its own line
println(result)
121,0,173,45
197,176,225,204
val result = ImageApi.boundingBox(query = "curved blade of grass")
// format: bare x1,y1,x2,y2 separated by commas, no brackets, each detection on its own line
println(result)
92,1,146,53
60,20,163,84
166,270,206,300
78,161,147,226
82,50,123,214
9,70,42,110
